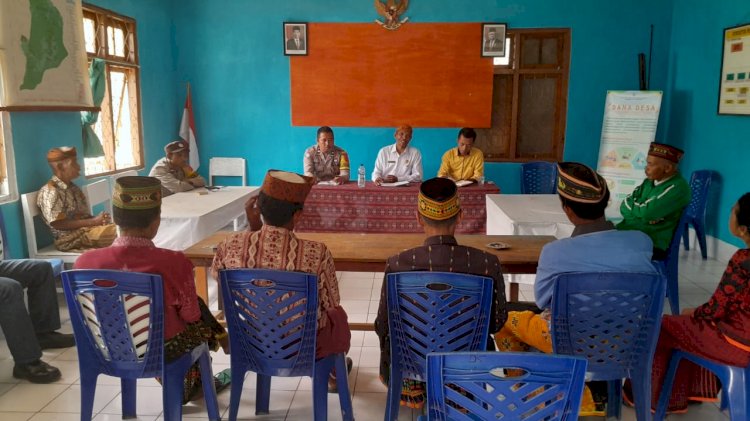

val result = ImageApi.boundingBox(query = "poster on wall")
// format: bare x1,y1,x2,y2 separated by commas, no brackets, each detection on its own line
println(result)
596,90,663,218
718,23,750,115
0,0,93,110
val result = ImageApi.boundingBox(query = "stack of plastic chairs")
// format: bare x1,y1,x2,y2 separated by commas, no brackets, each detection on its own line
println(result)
385,271,494,420
422,352,588,420
521,161,558,194
682,169,715,259
656,207,691,315
551,271,666,421
220,268,353,421
62,269,220,421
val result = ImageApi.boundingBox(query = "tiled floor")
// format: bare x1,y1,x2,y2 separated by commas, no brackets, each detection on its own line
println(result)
0,249,733,420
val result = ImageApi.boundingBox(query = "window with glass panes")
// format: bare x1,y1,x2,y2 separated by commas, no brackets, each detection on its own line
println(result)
475,29,570,162
82,4,143,176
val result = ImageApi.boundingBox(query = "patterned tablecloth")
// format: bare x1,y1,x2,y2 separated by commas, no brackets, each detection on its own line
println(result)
297,181,500,234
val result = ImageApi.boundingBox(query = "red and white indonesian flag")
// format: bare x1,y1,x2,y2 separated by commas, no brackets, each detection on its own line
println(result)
179,89,200,169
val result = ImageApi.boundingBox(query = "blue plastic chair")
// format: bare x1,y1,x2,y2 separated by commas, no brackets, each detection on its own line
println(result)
61,269,220,421
551,271,666,421
655,350,749,420
219,268,354,421
655,207,691,315
0,210,63,275
385,271,494,421
421,352,588,421
521,161,558,194
682,170,714,259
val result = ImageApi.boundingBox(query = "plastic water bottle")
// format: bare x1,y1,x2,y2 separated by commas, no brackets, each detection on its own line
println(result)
357,164,366,188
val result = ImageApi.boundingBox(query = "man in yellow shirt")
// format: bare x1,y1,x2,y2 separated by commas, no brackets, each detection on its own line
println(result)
437,128,484,183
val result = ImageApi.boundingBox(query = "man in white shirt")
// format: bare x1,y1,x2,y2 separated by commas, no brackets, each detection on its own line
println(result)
372,125,423,185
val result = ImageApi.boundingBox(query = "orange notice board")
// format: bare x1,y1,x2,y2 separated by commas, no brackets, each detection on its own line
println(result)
290,23,494,128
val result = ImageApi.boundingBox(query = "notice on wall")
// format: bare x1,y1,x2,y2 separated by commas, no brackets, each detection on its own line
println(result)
719,23,750,115
596,91,663,218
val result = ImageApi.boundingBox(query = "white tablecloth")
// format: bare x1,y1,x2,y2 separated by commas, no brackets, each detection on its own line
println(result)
486,194,575,239
153,186,258,251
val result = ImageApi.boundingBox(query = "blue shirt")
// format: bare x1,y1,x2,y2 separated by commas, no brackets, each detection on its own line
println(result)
534,228,656,309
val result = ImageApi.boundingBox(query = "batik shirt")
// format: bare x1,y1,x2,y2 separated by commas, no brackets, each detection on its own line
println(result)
374,235,507,382
617,173,691,251
211,225,341,330
37,176,94,247
74,236,202,340
303,145,350,182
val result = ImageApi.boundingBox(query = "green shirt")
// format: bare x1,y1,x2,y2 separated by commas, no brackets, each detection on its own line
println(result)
616,173,691,251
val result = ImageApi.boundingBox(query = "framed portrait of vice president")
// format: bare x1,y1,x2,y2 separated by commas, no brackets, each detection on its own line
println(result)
481,23,507,58
283,22,308,56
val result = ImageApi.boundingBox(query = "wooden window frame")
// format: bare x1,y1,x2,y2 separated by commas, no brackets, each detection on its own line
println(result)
479,28,570,163
82,3,143,178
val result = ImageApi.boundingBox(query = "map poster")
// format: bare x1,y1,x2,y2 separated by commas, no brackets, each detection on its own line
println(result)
0,0,92,109
596,90,663,219
719,23,750,115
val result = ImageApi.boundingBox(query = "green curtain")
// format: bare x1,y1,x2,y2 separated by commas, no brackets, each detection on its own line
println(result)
81,58,106,158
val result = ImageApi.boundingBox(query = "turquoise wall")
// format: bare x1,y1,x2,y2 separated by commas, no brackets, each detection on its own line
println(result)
171,0,673,188
664,1,750,248
2,0,685,256
0,0,179,258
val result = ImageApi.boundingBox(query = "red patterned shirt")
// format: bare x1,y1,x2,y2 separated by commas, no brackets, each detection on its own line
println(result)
211,225,341,329
74,236,201,340
694,249,750,347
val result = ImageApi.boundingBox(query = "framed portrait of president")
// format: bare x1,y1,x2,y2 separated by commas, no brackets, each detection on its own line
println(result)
283,22,308,56
481,23,507,58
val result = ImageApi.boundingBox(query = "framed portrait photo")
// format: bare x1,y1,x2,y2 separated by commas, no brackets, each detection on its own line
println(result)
283,22,308,56
481,23,507,58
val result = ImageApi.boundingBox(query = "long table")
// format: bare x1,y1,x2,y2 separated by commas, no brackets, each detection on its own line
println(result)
296,181,500,234
153,186,258,250
184,231,555,329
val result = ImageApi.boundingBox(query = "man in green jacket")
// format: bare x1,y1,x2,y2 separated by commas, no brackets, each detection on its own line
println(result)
617,142,691,260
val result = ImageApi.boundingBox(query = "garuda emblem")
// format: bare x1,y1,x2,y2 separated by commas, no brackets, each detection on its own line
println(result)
374,0,409,30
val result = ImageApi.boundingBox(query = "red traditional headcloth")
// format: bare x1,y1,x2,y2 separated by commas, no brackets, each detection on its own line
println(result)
648,142,684,164
260,170,314,204
46,146,77,163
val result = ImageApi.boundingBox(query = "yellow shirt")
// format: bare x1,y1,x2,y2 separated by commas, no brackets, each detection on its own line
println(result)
437,147,484,181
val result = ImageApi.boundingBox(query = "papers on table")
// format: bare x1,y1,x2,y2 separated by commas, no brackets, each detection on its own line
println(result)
316,180,341,186
380,181,410,187
455,180,474,187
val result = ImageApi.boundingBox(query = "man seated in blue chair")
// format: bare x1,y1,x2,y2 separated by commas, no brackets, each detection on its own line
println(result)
1,260,75,383
211,169,352,389
616,142,691,260
494,162,657,416
75,176,230,403
374,177,508,410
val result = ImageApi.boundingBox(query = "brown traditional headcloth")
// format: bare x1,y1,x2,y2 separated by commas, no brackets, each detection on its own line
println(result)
46,146,77,163
418,177,461,220
164,140,189,155
648,142,684,164
113,176,162,210
557,162,608,204
260,170,314,204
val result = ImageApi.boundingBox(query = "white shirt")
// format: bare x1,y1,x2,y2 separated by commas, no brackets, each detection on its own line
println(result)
371,143,423,183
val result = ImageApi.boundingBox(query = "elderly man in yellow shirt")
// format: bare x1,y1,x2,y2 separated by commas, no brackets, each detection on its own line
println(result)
437,128,484,183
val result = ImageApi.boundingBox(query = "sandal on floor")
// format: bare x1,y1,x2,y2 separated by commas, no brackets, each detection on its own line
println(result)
328,357,353,393
213,368,232,394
